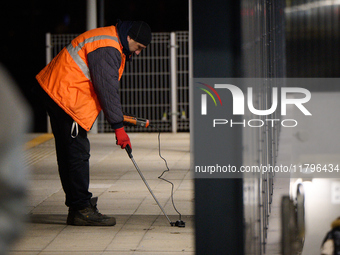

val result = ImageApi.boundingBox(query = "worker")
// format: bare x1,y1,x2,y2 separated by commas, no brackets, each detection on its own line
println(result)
321,217,340,255
34,20,152,226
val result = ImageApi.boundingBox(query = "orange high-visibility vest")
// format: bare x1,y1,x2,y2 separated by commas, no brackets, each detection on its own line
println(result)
36,26,126,131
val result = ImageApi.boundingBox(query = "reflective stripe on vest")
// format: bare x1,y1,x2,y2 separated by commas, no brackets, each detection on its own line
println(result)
66,35,119,81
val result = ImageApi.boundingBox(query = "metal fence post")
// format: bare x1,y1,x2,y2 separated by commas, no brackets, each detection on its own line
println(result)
170,32,178,133
46,32,52,134
87,0,98,134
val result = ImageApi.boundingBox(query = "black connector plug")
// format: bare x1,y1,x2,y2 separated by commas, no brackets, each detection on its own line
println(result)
170,220,185,228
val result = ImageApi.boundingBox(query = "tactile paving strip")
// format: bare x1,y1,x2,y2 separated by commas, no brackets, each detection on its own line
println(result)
23,138,55,166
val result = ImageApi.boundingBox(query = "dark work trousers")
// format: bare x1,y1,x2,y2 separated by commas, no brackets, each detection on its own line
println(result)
36,85,92,210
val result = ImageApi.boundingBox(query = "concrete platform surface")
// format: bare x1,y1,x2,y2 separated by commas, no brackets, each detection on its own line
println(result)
11,132,194,255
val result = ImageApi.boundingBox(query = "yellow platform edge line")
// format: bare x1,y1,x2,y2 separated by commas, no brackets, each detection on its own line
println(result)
25,133,54,150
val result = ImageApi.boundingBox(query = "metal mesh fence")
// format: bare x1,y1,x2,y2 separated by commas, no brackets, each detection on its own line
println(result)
48,31,189,133
49,34,79,56
241,0,285,254
286,0,340,78
176,31,190,131
118,32,171,132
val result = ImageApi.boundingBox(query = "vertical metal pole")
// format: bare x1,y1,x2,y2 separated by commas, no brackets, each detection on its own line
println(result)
87,0,97,31
87,0,98,133
170,32,177,133
46,33,52,64
46,33,52,134
97,0,104,133
189,0,194,166
97,0,105,132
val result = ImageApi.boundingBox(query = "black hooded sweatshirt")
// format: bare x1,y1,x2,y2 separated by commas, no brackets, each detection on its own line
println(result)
87,21,133,130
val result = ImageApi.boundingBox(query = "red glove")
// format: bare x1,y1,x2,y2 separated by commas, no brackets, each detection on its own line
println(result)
115,127,131,149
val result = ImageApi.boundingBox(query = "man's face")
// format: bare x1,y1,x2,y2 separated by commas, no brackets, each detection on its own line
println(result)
127,36,146,55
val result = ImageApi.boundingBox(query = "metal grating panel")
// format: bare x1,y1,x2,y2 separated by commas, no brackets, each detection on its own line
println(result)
116,32,172,132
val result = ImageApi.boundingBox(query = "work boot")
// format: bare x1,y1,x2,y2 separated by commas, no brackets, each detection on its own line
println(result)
67,197,116,226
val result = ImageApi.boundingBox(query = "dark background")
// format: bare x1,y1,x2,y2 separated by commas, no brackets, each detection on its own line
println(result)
0,0,188,132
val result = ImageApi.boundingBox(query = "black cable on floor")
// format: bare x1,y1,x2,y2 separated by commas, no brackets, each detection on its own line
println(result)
156,130,182,221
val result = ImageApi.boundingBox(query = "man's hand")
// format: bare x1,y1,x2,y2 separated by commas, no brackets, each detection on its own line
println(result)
115,127,131,149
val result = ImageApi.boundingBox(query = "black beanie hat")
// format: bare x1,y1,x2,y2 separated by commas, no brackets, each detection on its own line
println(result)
128,21,152,46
